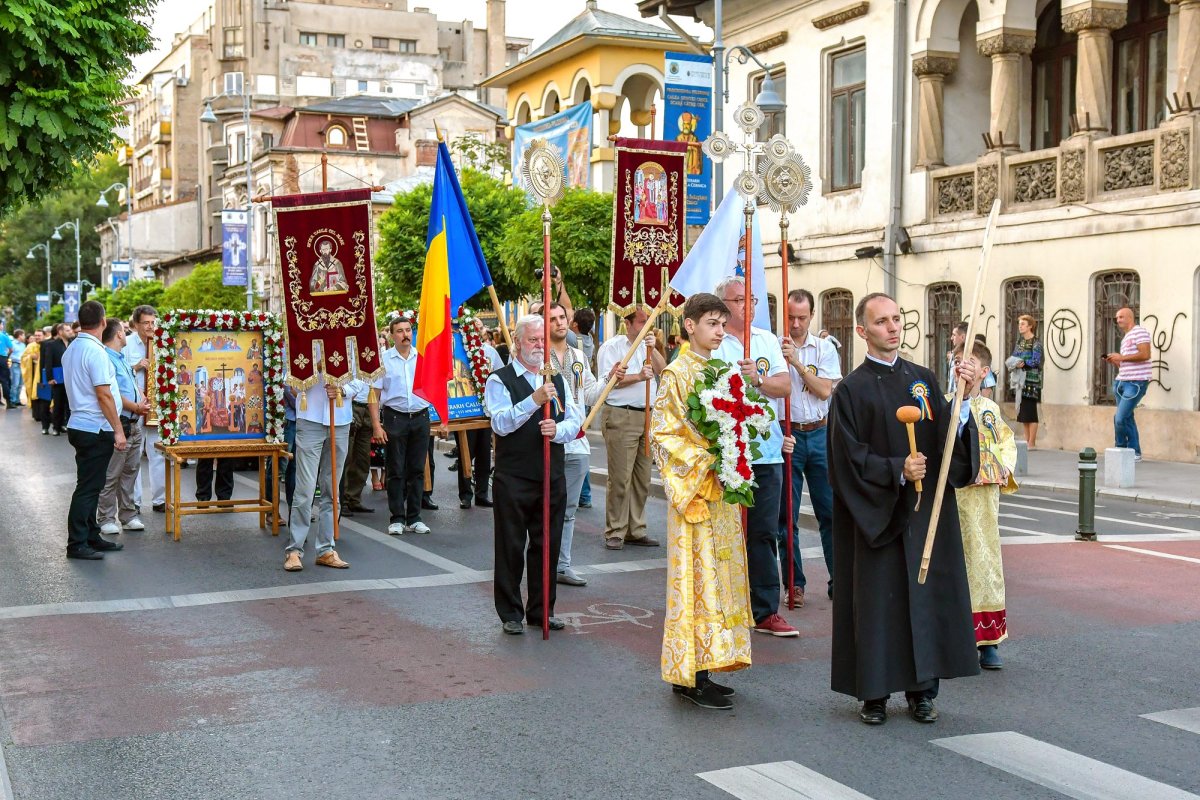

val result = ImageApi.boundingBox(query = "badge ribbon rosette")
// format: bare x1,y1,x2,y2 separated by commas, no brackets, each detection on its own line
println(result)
685,359,776,507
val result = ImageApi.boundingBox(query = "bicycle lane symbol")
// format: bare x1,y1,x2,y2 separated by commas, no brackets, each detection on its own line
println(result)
558,603,655,634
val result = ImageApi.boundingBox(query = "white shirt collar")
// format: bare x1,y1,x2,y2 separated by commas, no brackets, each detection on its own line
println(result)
865,351,900,367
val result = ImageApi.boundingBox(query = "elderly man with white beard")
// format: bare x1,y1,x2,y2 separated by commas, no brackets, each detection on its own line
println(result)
484,314,582,635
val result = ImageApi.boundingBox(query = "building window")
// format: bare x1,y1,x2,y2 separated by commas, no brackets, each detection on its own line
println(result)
326,125,348,147
927,282,962,384
223,27,244,59
1092,271,1140,405
412,82,425,97
372,36,390,50
223,71,244,95
829,47,866,191
299,32,318,47
327,34,345,48
751,68,786,141
1002,278,1045,401
234,133,246,164
398,39,417,54
1113,0,1169,135
357,80,368,92
820,288,855,377
261,133,274,151
1031,4,1077,150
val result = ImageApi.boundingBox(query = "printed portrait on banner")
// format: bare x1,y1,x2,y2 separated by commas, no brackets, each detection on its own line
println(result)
174,330,266,441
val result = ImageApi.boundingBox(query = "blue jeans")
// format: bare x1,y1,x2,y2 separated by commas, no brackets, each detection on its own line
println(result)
776,424,834,591
579,473,591,505
1113,379,1149,456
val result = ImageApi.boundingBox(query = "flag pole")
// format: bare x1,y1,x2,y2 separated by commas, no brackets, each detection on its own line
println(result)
319,151,342,544
779,216,795,608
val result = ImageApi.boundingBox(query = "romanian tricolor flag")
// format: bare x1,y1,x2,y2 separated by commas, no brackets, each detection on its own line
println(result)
413,140,494,422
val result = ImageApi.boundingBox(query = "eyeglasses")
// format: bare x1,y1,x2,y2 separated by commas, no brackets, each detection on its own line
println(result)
727,297,759,306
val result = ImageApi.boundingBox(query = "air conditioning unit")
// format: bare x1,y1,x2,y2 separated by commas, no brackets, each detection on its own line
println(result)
175,76,189,87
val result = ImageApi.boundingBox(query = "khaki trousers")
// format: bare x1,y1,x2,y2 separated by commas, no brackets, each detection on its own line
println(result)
601,404,650,542
97,420,146,525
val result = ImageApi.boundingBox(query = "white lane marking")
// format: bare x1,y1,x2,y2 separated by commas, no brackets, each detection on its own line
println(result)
1103,544,1200,565
0,725,12,800
698,760,874,800
999,525,1059,538
1142,707,1200,735
999,512,1039,521
1003,501,1200,535
933,731,1200,800
1007,495,1104,508
1001,532,1200,545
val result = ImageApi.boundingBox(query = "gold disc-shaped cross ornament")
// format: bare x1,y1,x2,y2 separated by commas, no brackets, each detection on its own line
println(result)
757,152,813,213
520,138,566,205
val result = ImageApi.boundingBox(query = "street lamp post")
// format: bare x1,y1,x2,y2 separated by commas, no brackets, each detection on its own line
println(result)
96,182,133,270
26,241,51,294
51,219,82,291
201,91,255,312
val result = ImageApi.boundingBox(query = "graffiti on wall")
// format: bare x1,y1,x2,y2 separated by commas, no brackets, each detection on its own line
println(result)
1047,308,1083,371
899,308,922,352
1143,311,1186,392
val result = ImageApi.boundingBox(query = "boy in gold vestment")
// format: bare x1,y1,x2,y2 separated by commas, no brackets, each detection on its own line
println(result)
650,293,753,710
952,341,1017,670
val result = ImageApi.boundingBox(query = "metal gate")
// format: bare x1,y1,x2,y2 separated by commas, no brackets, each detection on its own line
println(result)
1003,278,1045,401
820,288,854,376
1092,270,1140,405
927,282,962,387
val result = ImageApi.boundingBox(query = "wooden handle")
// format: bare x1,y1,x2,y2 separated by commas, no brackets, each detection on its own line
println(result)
903,423,923,494
581,292,672,431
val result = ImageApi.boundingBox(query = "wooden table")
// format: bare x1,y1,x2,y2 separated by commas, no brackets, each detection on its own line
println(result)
156,441,291,541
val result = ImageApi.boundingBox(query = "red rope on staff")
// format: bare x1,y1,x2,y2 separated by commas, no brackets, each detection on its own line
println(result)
541,213,552,641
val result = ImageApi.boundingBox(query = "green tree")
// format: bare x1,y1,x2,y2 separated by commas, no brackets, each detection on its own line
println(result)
374,168,528,313
92,278,164,321
160,261,254,312
0,0,156,212
0,154,126,326
447,135,509,176
495,188,614,313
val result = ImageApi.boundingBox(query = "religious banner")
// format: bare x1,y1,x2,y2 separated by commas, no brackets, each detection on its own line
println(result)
111,260,131,291
153,310,286,446
663,51,713,226
609,138,688,317
269,188,384,391
63,283,80,324
221,210,249,287
511,102,592,196
35,293,50,317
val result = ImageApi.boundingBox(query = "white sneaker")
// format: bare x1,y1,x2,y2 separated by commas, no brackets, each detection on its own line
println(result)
387,522,406,536
100,522,121,535
1134,454,1143,463
409,521,431,534
123,517,145,531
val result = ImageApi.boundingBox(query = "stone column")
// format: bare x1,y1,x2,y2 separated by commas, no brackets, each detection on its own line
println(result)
977,30,1035,151
1062,0,1127,133
913,53,958,168
1167,0,1200,114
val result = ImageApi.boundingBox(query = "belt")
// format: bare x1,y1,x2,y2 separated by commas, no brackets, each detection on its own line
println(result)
607,404,645,412
383,406,428,418
791,419,827,432
352,401,369,408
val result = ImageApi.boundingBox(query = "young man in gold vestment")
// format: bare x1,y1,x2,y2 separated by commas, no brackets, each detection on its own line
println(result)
952,341,1017,670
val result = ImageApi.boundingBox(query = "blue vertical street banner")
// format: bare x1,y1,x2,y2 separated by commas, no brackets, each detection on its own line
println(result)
63,283,80,324
110,260,131,291
221,209,249,286
512,101,593,197
663,51,713,226
35,294,50,317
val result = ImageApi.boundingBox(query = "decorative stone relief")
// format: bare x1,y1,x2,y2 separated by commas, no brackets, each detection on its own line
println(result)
912,55,958,77
935,173,975,215
1061,6,1128,33
976,164,998,213
1101,143,1154,191
976,31,1035,57
1012,160,1058,203
1060,149,1086,203
1159,129,1191,190
813,1,870,30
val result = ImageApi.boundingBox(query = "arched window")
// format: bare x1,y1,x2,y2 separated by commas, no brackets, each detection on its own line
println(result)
927,282,962,384
820,288,854,376
1031,4,1077,150
326,125,347,147
1003,278,1045,401
1093,270,1140,404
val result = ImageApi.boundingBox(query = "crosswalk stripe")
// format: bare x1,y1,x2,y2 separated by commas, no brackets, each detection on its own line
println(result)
1103,544,1200,565
1002,502,1200,535
1142,707,1200,735
698,760,874,800
933,731,1200,800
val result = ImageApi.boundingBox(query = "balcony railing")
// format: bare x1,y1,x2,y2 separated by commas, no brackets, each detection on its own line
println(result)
928,115,1198,220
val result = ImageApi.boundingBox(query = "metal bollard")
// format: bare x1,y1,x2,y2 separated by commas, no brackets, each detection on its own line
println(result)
1075,447,1098,541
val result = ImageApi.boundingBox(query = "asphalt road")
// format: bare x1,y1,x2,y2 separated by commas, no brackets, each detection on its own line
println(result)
1,411,1199,800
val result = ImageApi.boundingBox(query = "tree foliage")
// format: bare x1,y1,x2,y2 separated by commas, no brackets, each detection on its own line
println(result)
447,135,509,177
0,0,157,212
495,188,614,313
160,262,254,312
92,278,164,322
374,169,529,313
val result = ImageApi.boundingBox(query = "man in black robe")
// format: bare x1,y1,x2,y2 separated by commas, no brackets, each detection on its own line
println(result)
828,292,981,725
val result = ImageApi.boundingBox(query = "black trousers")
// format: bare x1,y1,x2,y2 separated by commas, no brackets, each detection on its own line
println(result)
0,360,12,407
492,472,565,624
456,427,493,503
425,436,436,495
382,408,429,524
196,458,234,501
47,384,68,432
746,463,783,624
32,397,48,423
66,429,115,551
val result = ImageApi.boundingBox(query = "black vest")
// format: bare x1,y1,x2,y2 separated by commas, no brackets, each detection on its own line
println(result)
493,363,566,480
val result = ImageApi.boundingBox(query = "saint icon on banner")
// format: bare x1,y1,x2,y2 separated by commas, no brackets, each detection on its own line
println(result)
309,235,350,295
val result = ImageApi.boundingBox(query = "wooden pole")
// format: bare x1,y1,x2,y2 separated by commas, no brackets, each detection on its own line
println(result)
320,152,342,544
487,285,513,349
918,199,1000,585
540,206,553,641
581,291,673,430
779,217,795,609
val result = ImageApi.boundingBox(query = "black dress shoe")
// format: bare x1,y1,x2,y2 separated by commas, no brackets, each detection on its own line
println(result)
502,620,524,635
153,503,167,513
347,504,374,513
421,497,439,511
859,699,888,725
88,539,123,552
529,617,566,631
447,461,459,472
460,500,471,509
673,678,735,697
675,682,732,710
341,508,355,517
907,696,938,723
475,497,493,508
66,547,104,560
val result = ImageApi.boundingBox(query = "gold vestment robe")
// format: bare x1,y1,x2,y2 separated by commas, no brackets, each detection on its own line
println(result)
650,350,752,687
20,341,40,404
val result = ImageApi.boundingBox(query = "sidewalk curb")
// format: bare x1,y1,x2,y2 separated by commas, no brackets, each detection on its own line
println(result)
1018,478,1200,511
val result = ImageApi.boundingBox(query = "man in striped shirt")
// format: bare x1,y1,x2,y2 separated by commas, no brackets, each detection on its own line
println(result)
1105,307,1151,461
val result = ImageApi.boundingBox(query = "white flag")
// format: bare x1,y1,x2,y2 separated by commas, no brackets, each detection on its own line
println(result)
671,188,771,330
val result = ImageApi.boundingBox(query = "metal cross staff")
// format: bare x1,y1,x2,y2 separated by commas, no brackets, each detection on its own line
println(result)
519,138,565,641
757,137,813,609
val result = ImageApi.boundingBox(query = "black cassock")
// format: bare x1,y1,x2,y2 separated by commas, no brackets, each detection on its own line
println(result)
828,356,981,700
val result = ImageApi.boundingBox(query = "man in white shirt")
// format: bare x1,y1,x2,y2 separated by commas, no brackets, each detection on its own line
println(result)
595,307,664,550
285,377,363,571
485,314,582,635
63,301,128,560
778,289,842,605
123,305,166,513
371,314,433,535
714,276,798,638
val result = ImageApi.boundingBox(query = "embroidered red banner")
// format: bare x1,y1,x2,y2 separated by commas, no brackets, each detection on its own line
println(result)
609,138,688,317
270,188,384,390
